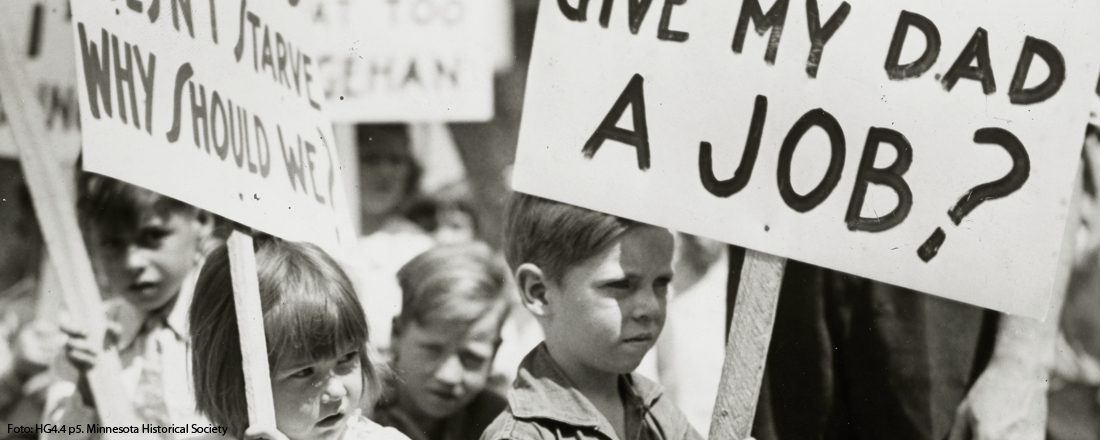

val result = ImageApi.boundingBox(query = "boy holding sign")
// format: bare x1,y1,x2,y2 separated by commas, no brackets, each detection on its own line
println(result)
44,172,219,438
480,193,701,440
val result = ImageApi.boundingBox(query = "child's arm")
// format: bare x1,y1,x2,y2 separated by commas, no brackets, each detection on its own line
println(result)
40,320,123,440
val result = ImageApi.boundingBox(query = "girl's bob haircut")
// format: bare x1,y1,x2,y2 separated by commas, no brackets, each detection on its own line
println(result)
189,237,378,437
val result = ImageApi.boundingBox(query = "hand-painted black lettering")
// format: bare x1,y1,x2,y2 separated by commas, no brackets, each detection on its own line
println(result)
558,0,589,21
947,127,1030,225
582,73,651,170
233,106,248,167
28,4,44,58
211,92,230,159
699,95,766,197
883,11,939,80
777,108,845,212
1008,36,1064,105
657,0,688,42
304,54,322,110
804,0,850,78
941,28,995,94
171,0,195,38
917,227,945,262
731,0,790,64
845,127,913,232
278,126,308,192
111,35,139,128
133,45,155,135
234,0,247,62
165,62,192,142
77,24,112,119
189,82,210,153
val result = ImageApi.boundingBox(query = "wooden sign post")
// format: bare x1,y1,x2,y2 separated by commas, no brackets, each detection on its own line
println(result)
227,229,278,428
0,23,144,437
509,0,1100,438
67,0,357,433
709,252,786,440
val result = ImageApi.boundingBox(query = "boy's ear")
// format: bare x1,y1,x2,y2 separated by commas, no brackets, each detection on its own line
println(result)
515,263,551,317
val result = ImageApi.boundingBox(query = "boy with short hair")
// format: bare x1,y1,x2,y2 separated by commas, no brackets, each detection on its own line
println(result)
43,172,220,439
480,193,702,440
375,242,512,440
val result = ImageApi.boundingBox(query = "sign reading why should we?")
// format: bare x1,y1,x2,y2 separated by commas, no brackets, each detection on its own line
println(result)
312,0,496,122
71,0,355,251
0,0,80,163
512,0,1100,318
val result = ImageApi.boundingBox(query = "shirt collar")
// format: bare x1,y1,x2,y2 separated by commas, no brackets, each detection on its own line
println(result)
114,265,199,350
507,343,665,432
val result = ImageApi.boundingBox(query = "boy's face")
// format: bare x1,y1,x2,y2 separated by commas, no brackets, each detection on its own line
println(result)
88,210,208,312
542,225,674,375
271,346,364,440
391,309,502,420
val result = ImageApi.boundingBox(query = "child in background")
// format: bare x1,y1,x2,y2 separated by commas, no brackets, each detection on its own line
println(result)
188,238,407,440
44,173,220,439
481,193,702,440
374,243,511,440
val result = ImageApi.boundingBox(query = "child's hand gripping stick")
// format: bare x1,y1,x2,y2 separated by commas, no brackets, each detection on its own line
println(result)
0,21,146,438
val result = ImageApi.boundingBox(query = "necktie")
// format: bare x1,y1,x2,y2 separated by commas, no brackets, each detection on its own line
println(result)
133,316,173,440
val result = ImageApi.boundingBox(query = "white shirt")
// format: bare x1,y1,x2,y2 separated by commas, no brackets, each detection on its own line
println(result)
43,269,208,440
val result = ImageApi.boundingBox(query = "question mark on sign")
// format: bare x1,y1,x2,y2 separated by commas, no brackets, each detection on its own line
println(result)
917,128,1031,262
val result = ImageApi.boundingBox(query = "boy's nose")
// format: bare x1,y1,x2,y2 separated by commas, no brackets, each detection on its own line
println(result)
630,287,664,322
124,247,150,270
433,354,465,387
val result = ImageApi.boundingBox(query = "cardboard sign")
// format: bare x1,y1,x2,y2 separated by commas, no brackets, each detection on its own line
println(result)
0,0,80,163
512,0,1100,318
312,0,495,122
71,0,355,251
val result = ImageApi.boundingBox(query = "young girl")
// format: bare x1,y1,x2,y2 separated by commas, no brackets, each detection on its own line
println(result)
188,237,408,440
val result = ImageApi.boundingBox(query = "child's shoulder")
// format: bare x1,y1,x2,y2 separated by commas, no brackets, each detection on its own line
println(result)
478,409,548,440
347,414,412,440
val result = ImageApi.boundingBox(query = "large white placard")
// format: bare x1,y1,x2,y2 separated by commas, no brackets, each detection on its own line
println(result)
71,0,354,251
0,0,80,163
312,0,496,122
513,0,1100,318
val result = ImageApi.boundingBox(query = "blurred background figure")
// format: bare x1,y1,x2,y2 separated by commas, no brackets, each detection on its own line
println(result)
405,181,480,246
353,124,435,360
656,233,729,435
1047,125,1100,440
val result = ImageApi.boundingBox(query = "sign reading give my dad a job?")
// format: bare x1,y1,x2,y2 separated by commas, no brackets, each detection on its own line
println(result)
512,0,1100,318
71,0,354,250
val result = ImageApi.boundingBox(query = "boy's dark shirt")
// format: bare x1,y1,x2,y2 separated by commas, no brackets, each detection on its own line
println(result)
480,343,702,440
374,389,507,440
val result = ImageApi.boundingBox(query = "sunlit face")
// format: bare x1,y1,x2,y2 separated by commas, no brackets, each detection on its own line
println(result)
271,347,364,440
360,153,412,216
432,208,476,245
543,225,675,375
88,211,208,312
391,310,501,420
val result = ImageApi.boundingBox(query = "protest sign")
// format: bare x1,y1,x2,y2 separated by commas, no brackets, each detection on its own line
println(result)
0,0,80,163
312,0,496,122
70,0,355,252
512,0,1100,319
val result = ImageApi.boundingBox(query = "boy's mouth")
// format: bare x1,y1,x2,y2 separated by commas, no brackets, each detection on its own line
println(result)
622,333,656,343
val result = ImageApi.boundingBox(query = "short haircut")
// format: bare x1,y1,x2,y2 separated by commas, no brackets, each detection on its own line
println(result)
503,192,638,280
77,171,197,235
357,123,421,197
189,238,379,438
396,242,510,333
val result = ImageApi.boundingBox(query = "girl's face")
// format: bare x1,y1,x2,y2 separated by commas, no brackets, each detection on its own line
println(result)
271,347,364,440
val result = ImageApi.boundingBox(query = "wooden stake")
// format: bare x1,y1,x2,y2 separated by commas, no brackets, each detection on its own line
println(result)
227,229,278,428
709,249,787,440
0,19,144,437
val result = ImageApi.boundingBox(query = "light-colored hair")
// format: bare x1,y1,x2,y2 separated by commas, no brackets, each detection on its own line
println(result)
396,242,511,333
189,238,378,438
503,192,638,280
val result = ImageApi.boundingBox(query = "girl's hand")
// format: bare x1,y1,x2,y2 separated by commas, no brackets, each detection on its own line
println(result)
59,321,120,406
244,425,289,440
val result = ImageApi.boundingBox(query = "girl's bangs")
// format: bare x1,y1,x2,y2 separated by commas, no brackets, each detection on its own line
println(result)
264,276,368,370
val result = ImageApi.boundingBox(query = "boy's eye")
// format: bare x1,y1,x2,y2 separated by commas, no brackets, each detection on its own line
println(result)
137,228,171,247
458,351,488,370
603,279,632,290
